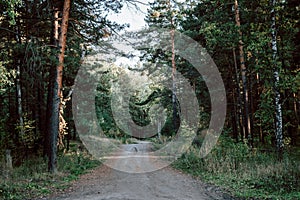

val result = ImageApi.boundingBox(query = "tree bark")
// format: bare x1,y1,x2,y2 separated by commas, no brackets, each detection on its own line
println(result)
5,149,13,169
168,0,178,134
234,0,252,144
255,73,264,144
271,0,283,159
293,92,299,145
16,64,24,138
171,28,177,133
233,48,243,141
48,0,71,173
15,23,24,140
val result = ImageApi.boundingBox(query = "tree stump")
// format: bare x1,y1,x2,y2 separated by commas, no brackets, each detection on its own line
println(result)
5,149,12,169
2,149,13,179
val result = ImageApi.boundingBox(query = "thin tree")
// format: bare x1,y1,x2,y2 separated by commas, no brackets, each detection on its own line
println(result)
232,48,243,142
270,0,283,159
234,0,252,145
167,0,178,133
15,34,24,139
145,0,180,134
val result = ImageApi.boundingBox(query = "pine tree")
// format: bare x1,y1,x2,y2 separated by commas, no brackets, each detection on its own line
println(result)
144,0,181,134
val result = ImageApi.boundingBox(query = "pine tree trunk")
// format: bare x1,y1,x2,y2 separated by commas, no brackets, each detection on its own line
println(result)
38,84,46,149
171,29,177,133
271,0,283,159
249,73,254,147
47,6,59,173
231,86,239,142
167,0,178,133
255,73,264,144
234,0,252,144
48,0,71,173
233,48,243,141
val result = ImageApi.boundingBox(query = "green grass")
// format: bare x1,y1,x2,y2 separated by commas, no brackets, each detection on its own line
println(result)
0,148,101,200
172,136,300,200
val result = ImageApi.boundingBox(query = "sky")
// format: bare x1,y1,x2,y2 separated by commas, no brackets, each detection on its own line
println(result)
107,1,150,31
106,0,186,67
107,1,152,67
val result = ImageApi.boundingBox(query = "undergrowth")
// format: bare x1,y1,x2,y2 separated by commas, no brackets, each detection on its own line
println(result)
172,136,300,200
0,145,100,200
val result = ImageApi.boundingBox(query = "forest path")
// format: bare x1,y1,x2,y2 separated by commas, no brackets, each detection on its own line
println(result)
47,143,234,200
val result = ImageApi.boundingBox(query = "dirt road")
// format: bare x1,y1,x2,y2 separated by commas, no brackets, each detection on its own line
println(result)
48,143,234,200
50,165,232,200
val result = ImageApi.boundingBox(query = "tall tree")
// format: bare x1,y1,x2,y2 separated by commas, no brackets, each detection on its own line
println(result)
15,26,24,139
234,0,252,144
0,0,125,164
145,0,182,133
270,0,283,158
48,0,71,173
166,0,178,132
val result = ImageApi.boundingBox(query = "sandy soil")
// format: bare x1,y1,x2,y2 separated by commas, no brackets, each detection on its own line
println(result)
43,143,234,200
46,165,234,200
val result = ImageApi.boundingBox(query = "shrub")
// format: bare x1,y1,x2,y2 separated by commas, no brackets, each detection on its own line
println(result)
173,136,300,200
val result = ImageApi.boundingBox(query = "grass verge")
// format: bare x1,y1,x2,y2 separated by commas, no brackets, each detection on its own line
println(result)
172,136,300,200
0,149,100,200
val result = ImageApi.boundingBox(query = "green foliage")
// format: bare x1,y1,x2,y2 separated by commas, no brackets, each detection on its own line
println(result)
173,136,300,199
145,0,181,29
0,64,15,94
94,65,180,140
0,0,22,25
95,66,123,138
0,157,50,200
15,116,37,147
59,151,100,180
178,0,300,146
0,0,126,174
0,150,100,200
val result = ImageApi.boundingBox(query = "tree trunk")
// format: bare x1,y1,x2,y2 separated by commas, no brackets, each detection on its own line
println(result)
271,0,283,159
233,48,243,141
293,92,299,145
16,64,24,139
249,73,254,147
48,0,71,173
231,86,239,142
234,0,252,144
38,83,46,151
5,149,13,169
171,29,177,133
15,23,24,140
255,73,264,144
167,0,178,134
